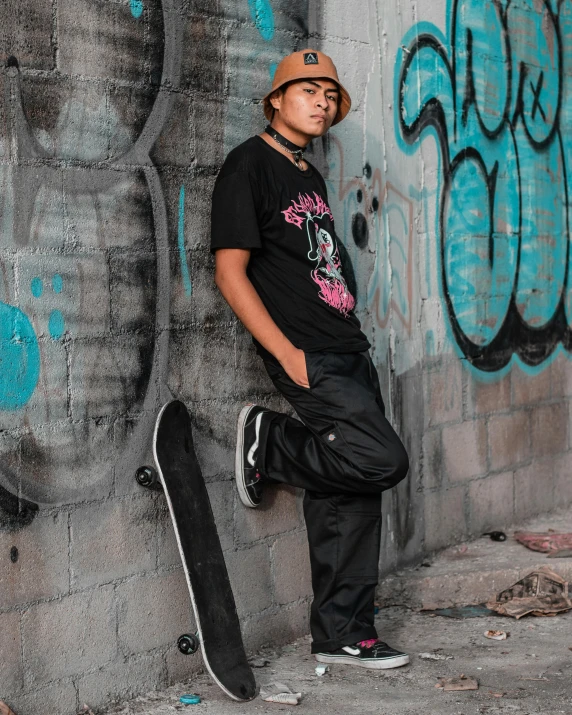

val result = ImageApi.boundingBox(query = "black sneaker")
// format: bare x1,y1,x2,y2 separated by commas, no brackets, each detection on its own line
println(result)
235,405,269,508
315,639,410,669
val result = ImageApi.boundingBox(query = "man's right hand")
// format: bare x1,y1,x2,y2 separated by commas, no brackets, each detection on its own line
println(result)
280,347,310,389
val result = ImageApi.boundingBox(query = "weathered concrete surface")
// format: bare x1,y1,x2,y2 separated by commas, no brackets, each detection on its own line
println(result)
3,0,572,711
379,507,572,611
98,607,572,715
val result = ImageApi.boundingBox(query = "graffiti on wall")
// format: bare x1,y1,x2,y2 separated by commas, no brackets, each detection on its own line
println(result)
396,0,572,372
0,0,185,526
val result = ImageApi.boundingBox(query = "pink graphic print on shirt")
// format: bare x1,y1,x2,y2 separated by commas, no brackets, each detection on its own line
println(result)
282,192,356,317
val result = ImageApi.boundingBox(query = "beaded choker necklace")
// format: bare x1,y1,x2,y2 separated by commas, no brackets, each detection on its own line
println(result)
265,125,307,168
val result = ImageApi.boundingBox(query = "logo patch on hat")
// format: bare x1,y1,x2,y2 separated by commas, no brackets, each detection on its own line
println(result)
304,52,319,65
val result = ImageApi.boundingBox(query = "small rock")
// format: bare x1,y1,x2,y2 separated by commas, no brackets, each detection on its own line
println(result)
418,652,453,661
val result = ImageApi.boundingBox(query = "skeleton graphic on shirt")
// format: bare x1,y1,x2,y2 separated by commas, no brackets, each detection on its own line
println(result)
282,192,356,316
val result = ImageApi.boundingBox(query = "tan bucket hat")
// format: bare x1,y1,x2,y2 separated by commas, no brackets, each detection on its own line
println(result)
262,49,351,126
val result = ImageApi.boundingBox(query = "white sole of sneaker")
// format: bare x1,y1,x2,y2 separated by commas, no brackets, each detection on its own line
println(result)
235,404,258,508
314,653,410,669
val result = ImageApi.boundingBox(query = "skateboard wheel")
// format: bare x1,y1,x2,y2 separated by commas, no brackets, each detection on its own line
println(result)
177,633,200,655
135,466,161,490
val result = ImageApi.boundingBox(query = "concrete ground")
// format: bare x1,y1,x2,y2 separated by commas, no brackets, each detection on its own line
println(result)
101,607,572,715
101,509,572,715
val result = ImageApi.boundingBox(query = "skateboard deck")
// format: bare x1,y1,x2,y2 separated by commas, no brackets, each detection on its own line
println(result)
151,400,257,701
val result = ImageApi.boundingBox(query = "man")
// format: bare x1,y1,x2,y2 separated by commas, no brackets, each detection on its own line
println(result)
210,49,410,669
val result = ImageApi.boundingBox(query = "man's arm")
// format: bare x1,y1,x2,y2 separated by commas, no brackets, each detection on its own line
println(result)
214,248,309,388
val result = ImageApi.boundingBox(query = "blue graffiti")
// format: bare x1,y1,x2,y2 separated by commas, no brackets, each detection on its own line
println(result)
48,310,65,340
178,185,192,298
396,0,572,372
0,303,40,410
248,0,275,41
130,0,143,19
30,277,43,298
52,273,63,294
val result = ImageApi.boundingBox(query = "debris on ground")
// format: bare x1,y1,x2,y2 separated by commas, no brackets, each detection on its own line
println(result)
515,531,572,554
249,657,270,668
315,664,330,676
418,652,454,660
547,548,572,558
483,531,507,542
484,630,508,640
0,702,16,715
179,695,201,705
259,682,302,705
435,675,479,691
422,604,497,619
77,707,95,715
486,567,572,619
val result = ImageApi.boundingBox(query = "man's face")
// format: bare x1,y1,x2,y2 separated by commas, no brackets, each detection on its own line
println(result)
270,79,340,138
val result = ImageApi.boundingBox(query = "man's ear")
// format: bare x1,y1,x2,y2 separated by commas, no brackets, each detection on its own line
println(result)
269,88,282,112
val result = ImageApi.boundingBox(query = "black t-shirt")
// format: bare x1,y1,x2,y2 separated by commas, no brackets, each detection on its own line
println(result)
210,135,370,355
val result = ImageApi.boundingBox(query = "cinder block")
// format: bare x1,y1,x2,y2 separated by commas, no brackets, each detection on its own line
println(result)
488,410,531,471
168,325,236,403
424,487,467,552
70,495,159,589
181,250,235,327
319,0,371,43
20,420,114,505
468,471,514,536
118,569,193,655
149,89,195,168
70,334,152,421
514,460,555,521
242,601,310,653
226,543,273,617
192,97,226,169
0,513,69,610
189,403,235,479
467,374,511,415
553,452,572,507
424,360,463,426
442,419,487,482
80,169,156,250
22,585,116,685
531,403,568,458
109,251,157,333
57,0,163,84
235,485,302,546
0,0,53,70
76,654,166,711
549,353,572,398
7,681,77,715
181,14,226,95
272,530,311,605
0,611,23,695
233,326,281,399
512,366,551,406
421,428,442,490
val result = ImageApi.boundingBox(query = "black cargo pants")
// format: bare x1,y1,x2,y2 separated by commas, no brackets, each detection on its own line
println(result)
257,350,409,653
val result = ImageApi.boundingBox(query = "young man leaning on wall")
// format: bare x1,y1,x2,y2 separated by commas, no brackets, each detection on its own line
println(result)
210,49,410,669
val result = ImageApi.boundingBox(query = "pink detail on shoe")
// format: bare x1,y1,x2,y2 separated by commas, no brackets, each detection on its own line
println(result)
358,639,378,649
255,471,261,480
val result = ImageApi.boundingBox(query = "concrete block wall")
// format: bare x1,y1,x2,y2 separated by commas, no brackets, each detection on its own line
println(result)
1,0,572,712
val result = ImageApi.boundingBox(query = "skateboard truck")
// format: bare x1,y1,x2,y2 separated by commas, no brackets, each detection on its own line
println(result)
135,465,162,491
177,632,200,655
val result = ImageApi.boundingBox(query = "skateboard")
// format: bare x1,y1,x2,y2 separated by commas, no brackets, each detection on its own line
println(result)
136,399,257,702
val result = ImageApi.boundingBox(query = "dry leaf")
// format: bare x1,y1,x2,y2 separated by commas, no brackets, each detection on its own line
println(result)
0,702,16,715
